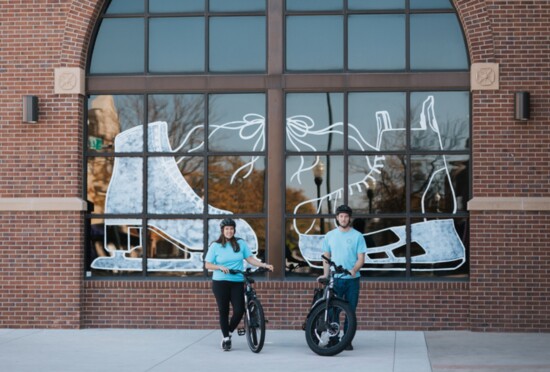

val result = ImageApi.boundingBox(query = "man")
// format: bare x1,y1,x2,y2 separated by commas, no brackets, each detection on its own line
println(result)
318,204,367,351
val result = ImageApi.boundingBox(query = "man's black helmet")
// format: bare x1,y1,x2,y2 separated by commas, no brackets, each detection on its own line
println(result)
335,204,353,216
220,218,236,229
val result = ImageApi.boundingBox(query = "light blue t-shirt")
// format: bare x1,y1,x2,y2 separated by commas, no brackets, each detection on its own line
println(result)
322,228,367,279
205,239,252,282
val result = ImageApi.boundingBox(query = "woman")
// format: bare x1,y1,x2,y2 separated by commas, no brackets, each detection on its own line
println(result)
204,218,274,351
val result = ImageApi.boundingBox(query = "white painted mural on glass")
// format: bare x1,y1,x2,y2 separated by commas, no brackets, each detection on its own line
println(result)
91,96,465,272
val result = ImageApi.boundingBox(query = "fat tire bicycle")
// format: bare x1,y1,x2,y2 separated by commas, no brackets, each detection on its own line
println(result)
229,267,269,353
303,255,357,356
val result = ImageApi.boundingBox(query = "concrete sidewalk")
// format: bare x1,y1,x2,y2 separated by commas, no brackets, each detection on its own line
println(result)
1,329,549,372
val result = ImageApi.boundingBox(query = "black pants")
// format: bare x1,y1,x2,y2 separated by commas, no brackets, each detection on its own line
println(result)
212,280,245,338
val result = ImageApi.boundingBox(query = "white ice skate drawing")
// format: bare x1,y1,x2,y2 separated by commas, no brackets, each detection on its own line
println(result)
292,96,466,271
91,121,259,272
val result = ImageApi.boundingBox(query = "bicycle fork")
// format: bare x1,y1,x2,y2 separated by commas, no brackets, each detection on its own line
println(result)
238,287,252,336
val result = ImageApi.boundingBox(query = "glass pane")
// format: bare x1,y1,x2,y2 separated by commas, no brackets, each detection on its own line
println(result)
149,17,205,73
149,0,204,12
207,217,264,267
348,92,406,151
410,91,470,151
208,156,266,214
360,217,407,276
90,18,144,74
410,217,468,277
148,94,205,152
348,155,406,214
410,0,453,9
285,218,325,277
106,0,144,14
208,93,265,152
87,157,116,214
88,95,144,153
286,16,343,71
410,154,469,214
348,0,404,10
86,220,144,277
103,157,143,214
210,0,265,12
209,16,266,73
286,93,344,152
286,0,342,11
148,156,204,214
348,15,405,71
146,219,205,277
285,217,408,277
410,14,468,70
286,155,344,214
148,219,204,272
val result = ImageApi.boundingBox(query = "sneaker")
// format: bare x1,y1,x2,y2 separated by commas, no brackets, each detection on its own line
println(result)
221,337,231,351
345,342,353,351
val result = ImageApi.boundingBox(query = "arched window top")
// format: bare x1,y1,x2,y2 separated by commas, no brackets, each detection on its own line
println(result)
89,0,468,75
90,0,267,75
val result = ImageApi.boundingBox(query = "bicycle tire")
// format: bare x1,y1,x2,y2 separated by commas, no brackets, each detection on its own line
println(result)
305,299,356,356
244,298,266,353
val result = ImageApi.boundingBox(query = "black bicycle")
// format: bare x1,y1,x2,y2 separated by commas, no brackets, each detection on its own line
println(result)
229,267,268,353
303,255,357,356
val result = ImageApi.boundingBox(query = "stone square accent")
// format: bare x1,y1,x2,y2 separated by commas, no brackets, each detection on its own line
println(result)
470,63,499,90
54,67,85,95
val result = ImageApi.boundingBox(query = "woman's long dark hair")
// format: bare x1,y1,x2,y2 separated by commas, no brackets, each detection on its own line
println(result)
215,233,240,252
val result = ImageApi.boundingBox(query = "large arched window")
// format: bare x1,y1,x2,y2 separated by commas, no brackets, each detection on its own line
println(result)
85,0,470,279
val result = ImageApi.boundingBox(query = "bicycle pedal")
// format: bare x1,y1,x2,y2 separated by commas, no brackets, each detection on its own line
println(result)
237,328,246,336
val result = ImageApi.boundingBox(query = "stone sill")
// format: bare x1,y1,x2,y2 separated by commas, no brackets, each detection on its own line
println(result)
0,197,88,211
468,197,550,211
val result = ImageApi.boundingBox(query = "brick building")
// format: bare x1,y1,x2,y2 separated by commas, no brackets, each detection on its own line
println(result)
0,0,549,332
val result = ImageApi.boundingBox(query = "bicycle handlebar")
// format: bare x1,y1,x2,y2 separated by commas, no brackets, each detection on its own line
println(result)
228,267,270,276
321,255,352,276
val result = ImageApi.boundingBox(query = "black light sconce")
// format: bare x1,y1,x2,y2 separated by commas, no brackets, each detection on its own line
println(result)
514,92,530,121
22,95,39,123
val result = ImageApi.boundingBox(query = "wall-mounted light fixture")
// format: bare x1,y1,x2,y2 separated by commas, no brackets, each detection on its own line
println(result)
514,92,530,121
22,95,39,123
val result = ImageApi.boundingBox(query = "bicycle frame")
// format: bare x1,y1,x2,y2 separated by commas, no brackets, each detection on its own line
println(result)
308,256,349,314
229,267,268,353
243,275,258,322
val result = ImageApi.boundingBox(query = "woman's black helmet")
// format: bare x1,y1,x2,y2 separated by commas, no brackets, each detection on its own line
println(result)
220,218,236,230
335,204,353,216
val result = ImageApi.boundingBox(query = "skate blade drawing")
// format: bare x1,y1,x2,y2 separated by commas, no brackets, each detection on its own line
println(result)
298,219,465,271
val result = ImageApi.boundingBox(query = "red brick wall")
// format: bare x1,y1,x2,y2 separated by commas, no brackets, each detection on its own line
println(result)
470,212,550,331
1,0,549,332
82,281,470,330
466,0,550,331
0,0,97,328
0,212,83,328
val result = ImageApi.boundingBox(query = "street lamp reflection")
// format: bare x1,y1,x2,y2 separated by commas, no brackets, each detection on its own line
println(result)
312,158,325,234
367,178,376,214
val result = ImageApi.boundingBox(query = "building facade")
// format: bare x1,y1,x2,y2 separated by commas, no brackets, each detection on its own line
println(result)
0,0,549,332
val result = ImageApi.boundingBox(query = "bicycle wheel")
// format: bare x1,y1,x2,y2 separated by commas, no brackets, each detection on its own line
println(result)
305,299,356,356
244,298,266,353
